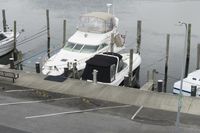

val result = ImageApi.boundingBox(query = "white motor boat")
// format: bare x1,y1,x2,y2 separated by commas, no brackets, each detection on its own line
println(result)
82,52,141,86
42,11,125,76
0,31,20,57
173,70,200,96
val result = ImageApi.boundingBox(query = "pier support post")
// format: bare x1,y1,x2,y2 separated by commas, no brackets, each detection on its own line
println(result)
2,9,7,32
110,33,114,52
62,19,66,47
136,20,142,54
93,69,98,84
196,44,200,70
9,58,14,69
35,62,40,73
46,9,50,58
191,85,197,97
164,34,170,93
128,49,134,87
185,24,191,78
157,80,163,92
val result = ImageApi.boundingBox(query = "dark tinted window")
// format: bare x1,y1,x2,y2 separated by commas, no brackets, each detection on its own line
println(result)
0,34,7,41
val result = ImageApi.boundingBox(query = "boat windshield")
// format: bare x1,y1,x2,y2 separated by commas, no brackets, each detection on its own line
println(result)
64,42,98,53
80,45,99,53
78,16,113,33
64,42,76,51
72,44,84,52
0,33,7,41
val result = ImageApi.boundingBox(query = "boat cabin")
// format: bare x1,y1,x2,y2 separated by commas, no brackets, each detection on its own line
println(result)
78,12,116,33
64,42,108,53
82,52,124,83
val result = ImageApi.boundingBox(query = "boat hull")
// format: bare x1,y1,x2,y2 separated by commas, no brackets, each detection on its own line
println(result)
173,80,200,97
0,40,14,57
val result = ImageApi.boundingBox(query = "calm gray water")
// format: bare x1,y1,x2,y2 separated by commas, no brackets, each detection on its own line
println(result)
1,0,200,92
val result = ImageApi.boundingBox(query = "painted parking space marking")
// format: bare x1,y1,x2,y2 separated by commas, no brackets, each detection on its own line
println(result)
0,97,79,106
131,106,143,120
25,104,133,119
4,89,34,93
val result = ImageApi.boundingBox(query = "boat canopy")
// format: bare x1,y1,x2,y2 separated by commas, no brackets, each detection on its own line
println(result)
78,12,115,33
82,53,122,83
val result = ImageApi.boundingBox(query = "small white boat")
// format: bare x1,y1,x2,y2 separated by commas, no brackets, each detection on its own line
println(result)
0,31,20,57
42,11,125,76
81,52,141,86
173,70,200,96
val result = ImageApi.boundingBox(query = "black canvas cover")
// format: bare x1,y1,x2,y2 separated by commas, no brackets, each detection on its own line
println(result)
82,53,120,83
86,54,118,67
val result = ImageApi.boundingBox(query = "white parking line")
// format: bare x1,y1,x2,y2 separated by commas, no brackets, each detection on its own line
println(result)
25,104,133,119
131,106,143,120
4,89,34,93
0,97,79,106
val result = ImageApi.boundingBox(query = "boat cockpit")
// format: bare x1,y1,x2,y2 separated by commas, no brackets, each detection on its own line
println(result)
82,52,125,83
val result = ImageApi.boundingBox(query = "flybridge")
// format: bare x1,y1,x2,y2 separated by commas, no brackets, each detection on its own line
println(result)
78,12,117,33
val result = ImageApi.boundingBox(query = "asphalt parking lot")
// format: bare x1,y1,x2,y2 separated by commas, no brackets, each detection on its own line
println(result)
0,87,200,133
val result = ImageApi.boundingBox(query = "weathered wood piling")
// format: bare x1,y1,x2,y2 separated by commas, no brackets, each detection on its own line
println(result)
62,19,66,47
164,34,170,92
184,23,191,78
197,43,200,70
46,9,50,58
2,9,7,32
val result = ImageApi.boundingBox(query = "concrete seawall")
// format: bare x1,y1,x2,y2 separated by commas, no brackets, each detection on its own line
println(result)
0,68,199,115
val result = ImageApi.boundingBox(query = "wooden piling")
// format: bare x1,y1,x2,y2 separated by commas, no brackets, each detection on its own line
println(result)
2,9,7,32
46,9,50,58
62,19,66,47
13,21,18,61
157,80,163,92
72,62,77,79
136,20,142,54
191,85,197,97
64,68,69,77
35,62,40,73
184,24,191,78
128,49,133,87
197,44,200,70
164,34,170,93
20,64,23,70
110,33,114,52
9,58,14,69
152,69,156,91
147,70,150,82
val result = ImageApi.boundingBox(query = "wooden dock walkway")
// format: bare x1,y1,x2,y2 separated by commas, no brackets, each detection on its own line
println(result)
0,68,199,116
